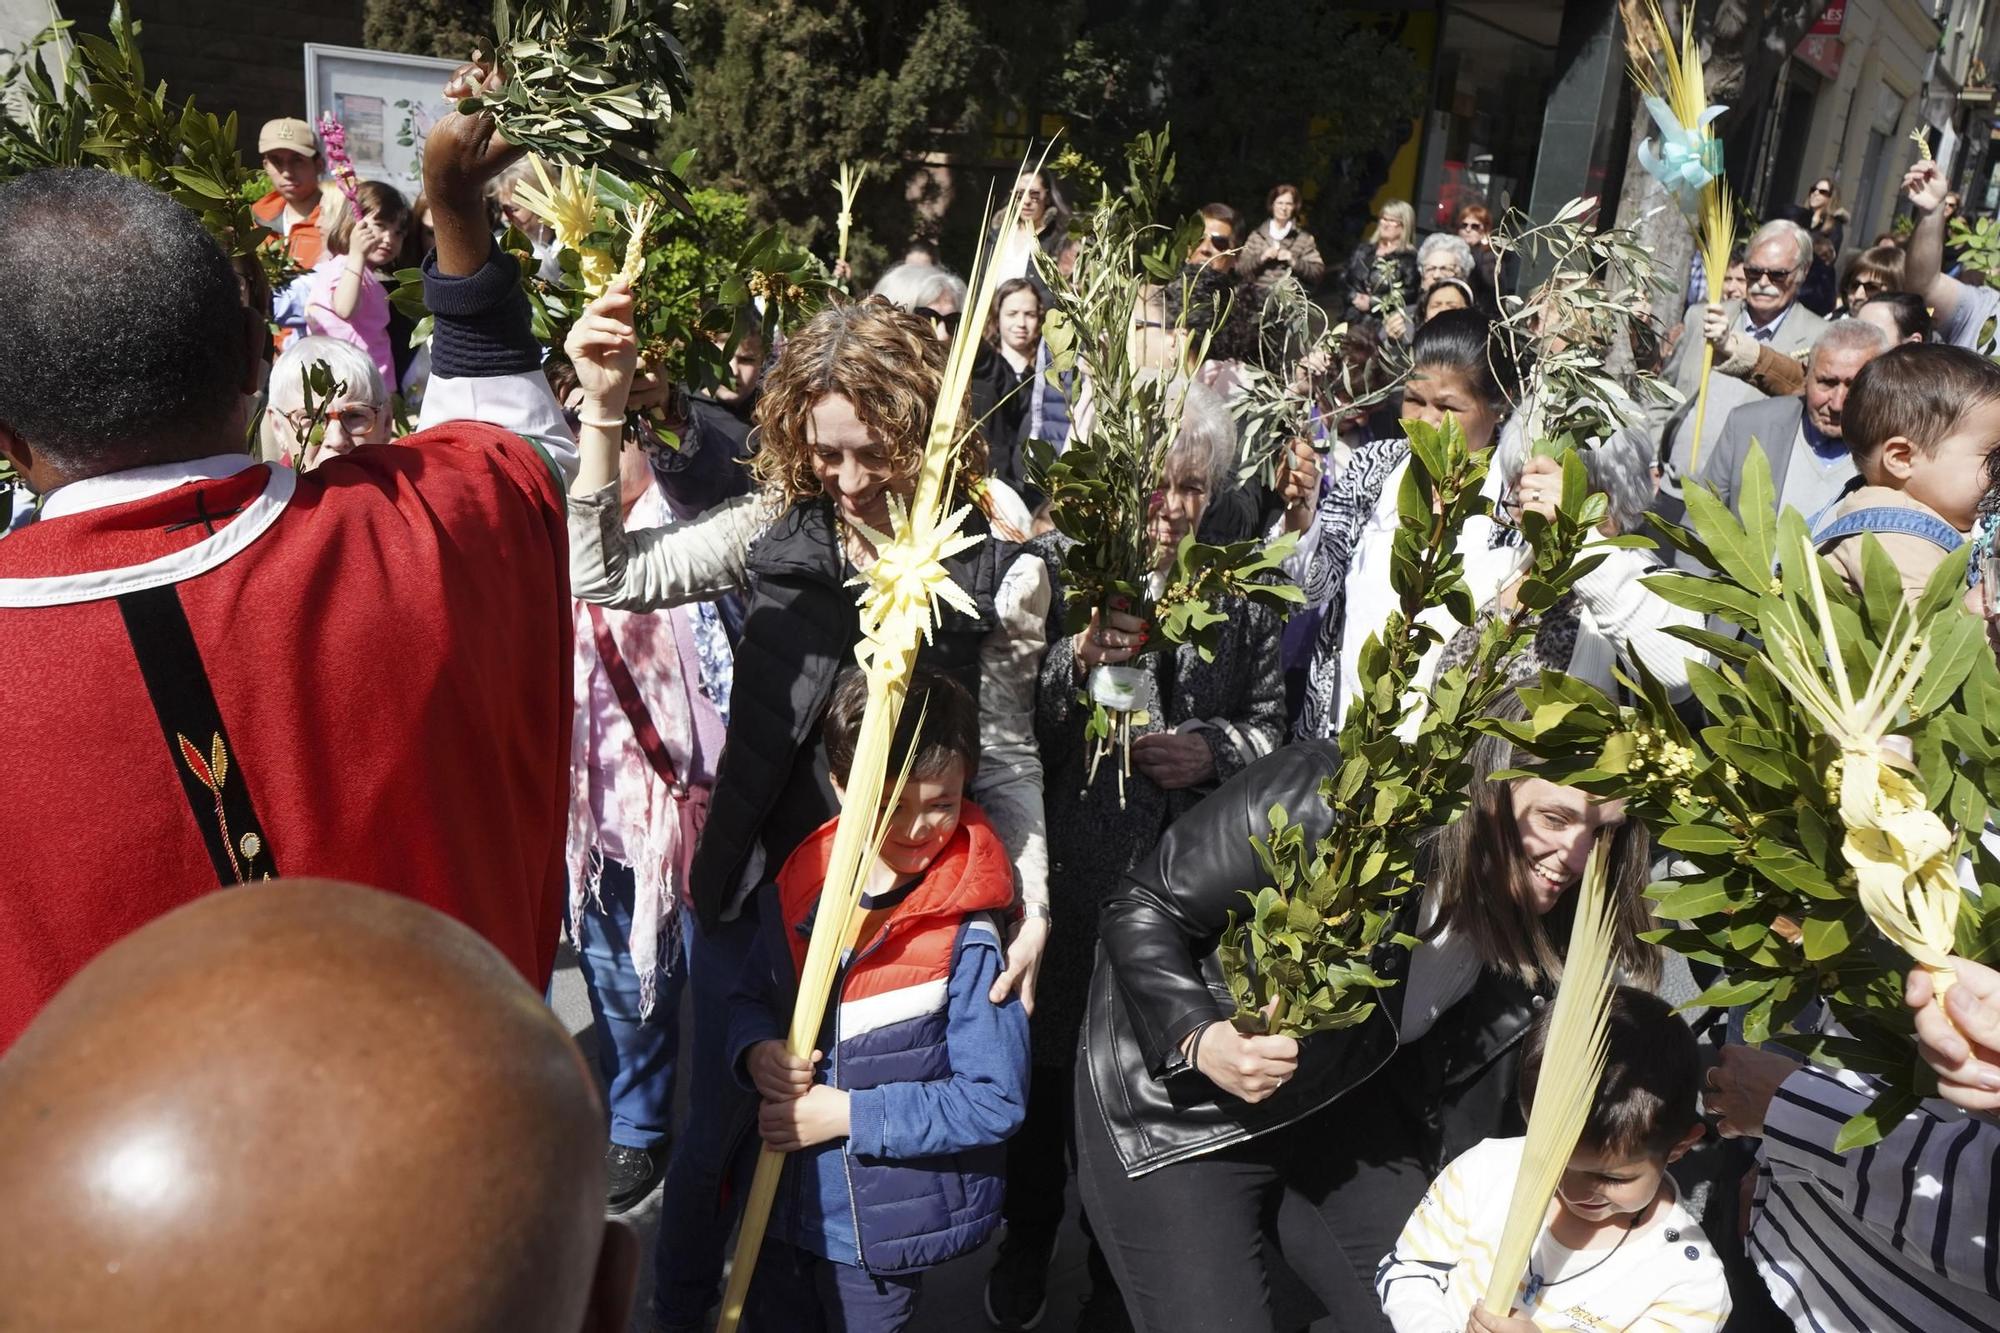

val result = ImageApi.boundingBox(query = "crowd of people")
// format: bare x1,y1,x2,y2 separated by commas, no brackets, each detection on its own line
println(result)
3,58,2000,1333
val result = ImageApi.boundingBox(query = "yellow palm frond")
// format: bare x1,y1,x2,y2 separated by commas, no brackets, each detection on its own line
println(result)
1761,535,1964,996
1483,834,1622,1317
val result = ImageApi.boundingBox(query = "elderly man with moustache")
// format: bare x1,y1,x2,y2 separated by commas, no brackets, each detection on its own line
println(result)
1655,219,1830,491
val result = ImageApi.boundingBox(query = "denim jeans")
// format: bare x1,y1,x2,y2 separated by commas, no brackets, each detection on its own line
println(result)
652,906,761,1330
574,859,684,1150
743,1235,923,1333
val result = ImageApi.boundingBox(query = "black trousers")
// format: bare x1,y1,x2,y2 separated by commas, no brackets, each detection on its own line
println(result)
1004,1063,1077,1235
1077,1074,1431,1333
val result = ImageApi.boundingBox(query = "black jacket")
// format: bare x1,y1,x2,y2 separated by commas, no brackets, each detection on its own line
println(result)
686,497,1016,927
1082,741,1543,1177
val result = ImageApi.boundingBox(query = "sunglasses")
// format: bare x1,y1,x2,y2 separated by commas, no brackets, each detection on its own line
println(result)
1847,277,1884,296
1457,221,1487,233
915,306,962,333
1809,185,1831,197
1203,234,1234,249
1742,264,1794,286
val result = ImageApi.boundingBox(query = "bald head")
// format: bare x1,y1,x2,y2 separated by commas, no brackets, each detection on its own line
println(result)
0,881,632,1333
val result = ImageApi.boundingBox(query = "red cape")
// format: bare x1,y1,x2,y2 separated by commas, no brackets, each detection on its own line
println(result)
0,428,572,1048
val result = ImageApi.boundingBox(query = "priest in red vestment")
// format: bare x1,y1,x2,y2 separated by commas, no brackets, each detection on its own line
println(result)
0,92,584,1048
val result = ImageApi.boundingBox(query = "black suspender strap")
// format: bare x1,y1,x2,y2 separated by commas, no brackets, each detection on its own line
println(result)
116,585,276,885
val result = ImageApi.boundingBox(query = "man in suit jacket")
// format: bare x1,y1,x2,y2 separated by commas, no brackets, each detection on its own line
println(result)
1656,219,1830,482
1695,318,1892,525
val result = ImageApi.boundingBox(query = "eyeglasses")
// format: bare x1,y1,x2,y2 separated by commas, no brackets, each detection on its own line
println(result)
284,406,377,437
1809,185,1831,197
915,306,962,333
1203,234,1234,249
1457,220,1487,234
1742,264,1795,286
1847,277,1884,297
1421,263,1460,279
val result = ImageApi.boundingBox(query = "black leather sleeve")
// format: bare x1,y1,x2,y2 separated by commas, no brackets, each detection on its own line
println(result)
1097,740,1342,1075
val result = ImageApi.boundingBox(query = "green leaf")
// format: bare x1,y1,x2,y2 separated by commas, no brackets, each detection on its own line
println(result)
1681,472,1769,594
1650,876,1744,920
1835,1087,1924,1153
1692,976,1775,1009
1642,572,1762,626
1657,824,1744,856
1801,913,1854,961
1735,440,1778,575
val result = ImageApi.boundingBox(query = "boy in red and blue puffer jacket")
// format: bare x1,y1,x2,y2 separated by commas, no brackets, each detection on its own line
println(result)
727,666,1030,1331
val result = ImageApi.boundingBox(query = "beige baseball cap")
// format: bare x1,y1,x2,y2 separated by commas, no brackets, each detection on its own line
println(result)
258,118,319,158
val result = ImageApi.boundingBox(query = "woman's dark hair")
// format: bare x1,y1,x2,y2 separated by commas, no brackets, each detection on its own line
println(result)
1410,306,1517,408
1266,182,1302,216
1426,693,1659,989
1858,291,1932,343
823,666,981,786
1519,988,1701,1161
0,168,250,475
1420,278,1476,324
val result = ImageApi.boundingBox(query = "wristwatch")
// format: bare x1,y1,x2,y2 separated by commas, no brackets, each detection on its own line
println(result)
1019,901,1053,925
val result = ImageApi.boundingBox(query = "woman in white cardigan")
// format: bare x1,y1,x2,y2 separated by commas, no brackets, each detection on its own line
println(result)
1435,423,1703,701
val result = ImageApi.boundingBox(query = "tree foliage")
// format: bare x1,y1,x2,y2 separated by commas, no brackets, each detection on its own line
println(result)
364,0,489,61
1042,3,1426,241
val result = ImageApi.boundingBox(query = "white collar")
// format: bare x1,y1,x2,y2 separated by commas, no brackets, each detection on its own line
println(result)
1269,219,1294,239
39,453,260,522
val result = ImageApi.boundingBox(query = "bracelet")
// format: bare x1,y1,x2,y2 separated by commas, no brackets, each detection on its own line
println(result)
576,414,628,430
1184,1018,1219,1072
1020,901,1053,925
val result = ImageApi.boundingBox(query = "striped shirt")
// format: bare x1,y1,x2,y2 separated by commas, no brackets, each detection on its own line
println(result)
1749,1063,2000,1332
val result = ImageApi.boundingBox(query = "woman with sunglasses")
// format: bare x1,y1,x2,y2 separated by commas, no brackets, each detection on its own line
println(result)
1837,243,1906,316
1453,203,1515,298
872,262,968,341
1802,177,1847,253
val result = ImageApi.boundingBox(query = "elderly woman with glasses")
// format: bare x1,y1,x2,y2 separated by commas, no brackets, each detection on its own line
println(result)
1385,232,1478,342
260,334,393,470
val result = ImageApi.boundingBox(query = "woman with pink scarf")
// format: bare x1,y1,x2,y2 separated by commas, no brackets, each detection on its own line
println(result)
566,433,732,1215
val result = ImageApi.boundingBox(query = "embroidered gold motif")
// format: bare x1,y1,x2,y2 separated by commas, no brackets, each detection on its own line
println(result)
175,731,265,883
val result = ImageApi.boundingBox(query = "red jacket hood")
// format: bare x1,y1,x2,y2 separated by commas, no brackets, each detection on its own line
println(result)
776,802,1015,976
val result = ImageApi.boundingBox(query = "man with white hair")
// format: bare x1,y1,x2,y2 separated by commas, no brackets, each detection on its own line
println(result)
1697,317,1892,525
1656,219,1829,483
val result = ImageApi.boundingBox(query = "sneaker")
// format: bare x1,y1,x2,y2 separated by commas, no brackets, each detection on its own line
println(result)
984,1225,1057,1330
605,1142,665,1214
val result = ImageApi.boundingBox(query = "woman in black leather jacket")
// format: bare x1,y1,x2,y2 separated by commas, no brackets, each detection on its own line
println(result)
1074,709,1660,1333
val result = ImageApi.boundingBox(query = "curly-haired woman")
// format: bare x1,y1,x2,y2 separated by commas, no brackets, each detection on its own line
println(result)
565,285,1052,1331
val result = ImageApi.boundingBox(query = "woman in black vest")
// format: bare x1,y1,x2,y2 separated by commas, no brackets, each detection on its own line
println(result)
1074,707,1660,1333
566,290,1051,1332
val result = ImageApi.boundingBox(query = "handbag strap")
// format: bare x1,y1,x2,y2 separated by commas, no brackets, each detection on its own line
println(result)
587,603,687,799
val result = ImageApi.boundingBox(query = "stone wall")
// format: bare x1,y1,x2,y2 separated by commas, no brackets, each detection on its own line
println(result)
56,1,366,156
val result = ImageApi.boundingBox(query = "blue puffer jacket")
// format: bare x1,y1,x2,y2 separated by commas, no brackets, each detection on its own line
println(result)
727,806,1030,1274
